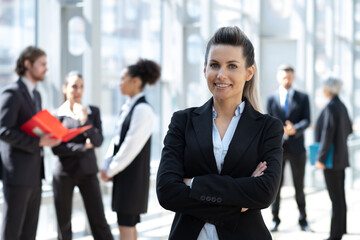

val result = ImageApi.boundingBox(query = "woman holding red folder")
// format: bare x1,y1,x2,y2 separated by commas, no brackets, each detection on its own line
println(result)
315,77,352,240
51,71,113,240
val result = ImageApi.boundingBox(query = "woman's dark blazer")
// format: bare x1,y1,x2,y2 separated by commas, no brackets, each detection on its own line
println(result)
156,98,284,240
52,105,103,176
315,96,352,169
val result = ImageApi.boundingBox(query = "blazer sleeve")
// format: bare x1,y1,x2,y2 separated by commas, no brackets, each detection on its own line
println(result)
0,88,40,152
189,117,283,209
52,106,103,157
316,106,335,163
157,111,259,227
293,94,310,138
83,106,103,147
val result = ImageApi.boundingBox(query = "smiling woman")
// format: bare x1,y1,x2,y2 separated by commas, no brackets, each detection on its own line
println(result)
156,26,284,240
50,71,113,240
205,45,254,119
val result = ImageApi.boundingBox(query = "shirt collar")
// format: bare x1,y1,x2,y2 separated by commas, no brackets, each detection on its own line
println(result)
21,76,36,97
56,100,92,118
279,86,294,96
212,101,245,119
126,92,145,108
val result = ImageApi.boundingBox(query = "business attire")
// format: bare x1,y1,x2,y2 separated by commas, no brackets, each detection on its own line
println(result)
51,101,113,240
103,92,155,225
266,87,310,227
156,98,283,240
0,78,43,240
315,96,352,240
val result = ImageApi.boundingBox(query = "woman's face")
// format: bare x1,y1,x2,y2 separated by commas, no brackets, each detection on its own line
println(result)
204,44,254,104
63,75,84,104
322,87,333,99
120,69,140,97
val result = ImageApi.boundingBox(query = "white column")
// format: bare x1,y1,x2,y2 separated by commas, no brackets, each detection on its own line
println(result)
83,0,101,107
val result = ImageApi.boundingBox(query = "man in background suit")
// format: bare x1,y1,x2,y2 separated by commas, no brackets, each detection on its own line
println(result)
266,64,312,232
0,46,61,239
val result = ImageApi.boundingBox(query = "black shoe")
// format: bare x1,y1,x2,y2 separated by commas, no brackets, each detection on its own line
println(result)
300,224,313,232
269,221,280,232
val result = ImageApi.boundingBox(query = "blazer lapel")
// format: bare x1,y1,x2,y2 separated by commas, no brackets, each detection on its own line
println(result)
221,101,264,174
18,79,36,114
191,98,218,174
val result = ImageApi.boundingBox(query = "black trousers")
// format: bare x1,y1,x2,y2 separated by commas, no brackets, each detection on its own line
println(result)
53,174,113,240
324,169,347,239
1,184,41,240
271,149,307,225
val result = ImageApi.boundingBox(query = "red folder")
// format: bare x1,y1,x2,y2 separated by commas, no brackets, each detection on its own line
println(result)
20,109,92,142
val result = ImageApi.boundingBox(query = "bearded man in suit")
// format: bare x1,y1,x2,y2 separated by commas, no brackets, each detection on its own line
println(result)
0,46,61,239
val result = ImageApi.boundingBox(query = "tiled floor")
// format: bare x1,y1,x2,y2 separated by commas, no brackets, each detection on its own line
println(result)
54,185,360,240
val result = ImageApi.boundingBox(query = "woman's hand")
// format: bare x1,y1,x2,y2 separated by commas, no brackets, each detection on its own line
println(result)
183,162,267,213
85,138,94,149
39,134,61,147
315,161,326,170
251,161,267,177
242,162,268,212
100,169,111,182
73,103,88,124
183,178,192,187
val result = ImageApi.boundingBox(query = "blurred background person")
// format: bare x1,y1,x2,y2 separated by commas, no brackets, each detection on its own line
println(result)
0,46,61,239
51,71,113,240
101,59,161,240
315,77,353,240
266,64,312,232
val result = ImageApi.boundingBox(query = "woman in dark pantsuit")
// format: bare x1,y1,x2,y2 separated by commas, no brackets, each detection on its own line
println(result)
156,26,283,240
51,72,113,240
315,77,352,240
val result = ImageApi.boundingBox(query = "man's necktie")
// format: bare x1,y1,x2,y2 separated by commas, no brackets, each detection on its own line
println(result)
283,92,289,118
33,89,41,113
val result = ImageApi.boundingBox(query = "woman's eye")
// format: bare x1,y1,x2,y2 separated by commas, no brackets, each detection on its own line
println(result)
210,63,219,68
229,64,237,69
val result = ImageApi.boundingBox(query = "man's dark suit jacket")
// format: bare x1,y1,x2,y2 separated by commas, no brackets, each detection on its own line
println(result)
0,79,43,186
51,105,103,176
266,90,310,154
157,98,284,240
315,96,352,169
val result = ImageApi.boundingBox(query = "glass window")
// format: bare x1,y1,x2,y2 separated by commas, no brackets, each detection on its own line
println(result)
213,9,241,30
186,34,202,64
315,54,327,76
215,0,242,9
356,2,360,23
187,0,201,20
68,16,86,56
100,0,162,160
0,0,35,89
269,0,292,18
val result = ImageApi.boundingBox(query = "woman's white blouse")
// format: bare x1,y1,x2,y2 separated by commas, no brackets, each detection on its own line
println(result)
102,93,156,178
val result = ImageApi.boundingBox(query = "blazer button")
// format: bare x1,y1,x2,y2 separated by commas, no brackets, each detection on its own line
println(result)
200,195,206,201
211,197,217,203
206,196,211,202
216,197,222,203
